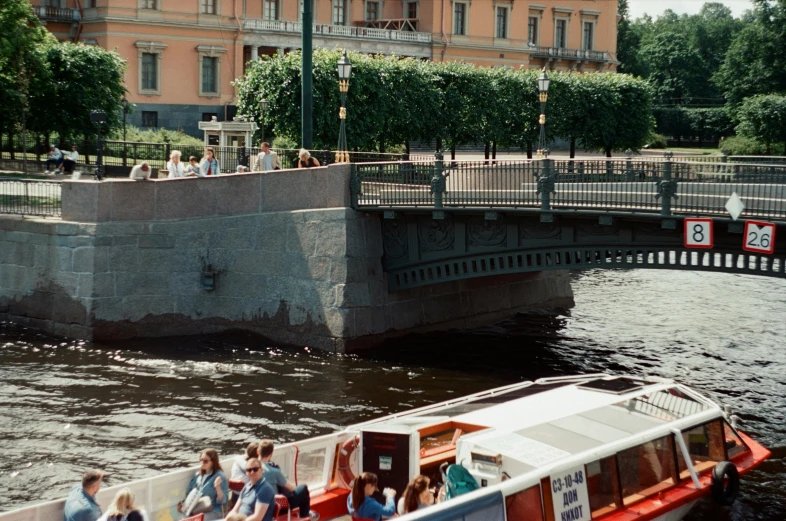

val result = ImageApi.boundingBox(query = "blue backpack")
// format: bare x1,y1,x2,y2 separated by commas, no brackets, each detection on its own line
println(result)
440,462,480,500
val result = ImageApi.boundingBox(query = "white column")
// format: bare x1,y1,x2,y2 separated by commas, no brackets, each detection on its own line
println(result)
251,46,259,61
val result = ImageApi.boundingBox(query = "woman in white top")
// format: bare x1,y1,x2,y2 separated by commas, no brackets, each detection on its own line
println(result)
167,150,186,178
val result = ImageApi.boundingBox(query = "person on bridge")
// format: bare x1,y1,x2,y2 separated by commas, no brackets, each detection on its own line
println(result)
347,472,396,521
199,148,221,176
258,440,319,520
254,142,280,172
62,145,79,174
45,145,63,174
166,150,185,178
63,469,103,521
129,163,151,180
227,457,276,521
297,149,320,169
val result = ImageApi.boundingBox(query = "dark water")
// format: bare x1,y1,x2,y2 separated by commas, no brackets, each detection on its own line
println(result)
0,269,784,519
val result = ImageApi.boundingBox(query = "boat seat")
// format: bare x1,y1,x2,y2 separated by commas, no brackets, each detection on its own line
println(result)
229,479,245,492
274,494,293,521
352,517,376,521
182,514,204,521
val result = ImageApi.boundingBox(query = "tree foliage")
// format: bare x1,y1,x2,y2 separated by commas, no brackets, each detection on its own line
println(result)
236,50,654,155
652,107,733,141
0,0,126,139
736,95,786,153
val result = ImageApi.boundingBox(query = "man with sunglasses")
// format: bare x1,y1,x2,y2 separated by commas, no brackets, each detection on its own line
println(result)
227,457,276,521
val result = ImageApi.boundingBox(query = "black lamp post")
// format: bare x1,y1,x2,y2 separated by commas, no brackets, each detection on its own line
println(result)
90,109,107,181
536,69,551,158
336,51,352,163
260,98,268,143
121,96,129,141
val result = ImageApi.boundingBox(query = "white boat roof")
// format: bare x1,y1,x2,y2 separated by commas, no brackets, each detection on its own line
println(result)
354,375,722,472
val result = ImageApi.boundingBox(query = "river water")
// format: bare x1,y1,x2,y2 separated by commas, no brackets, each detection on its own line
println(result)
0,269,784,520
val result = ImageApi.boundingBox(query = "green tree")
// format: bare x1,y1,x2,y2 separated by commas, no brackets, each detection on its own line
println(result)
639,32,707,105
736,94,786,154
616,0,645,77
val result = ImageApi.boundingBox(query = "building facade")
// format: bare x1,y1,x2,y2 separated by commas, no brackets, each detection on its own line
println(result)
34,0,618,137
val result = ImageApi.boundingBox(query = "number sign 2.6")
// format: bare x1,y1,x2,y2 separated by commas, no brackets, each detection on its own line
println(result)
684,219,713,249
743,220,776,254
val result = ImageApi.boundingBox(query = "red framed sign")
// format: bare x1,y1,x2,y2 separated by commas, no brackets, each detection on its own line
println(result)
743,220,776,254
684,219,713,249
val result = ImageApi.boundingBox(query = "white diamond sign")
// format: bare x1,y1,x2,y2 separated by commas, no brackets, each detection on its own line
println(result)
725,192,745,221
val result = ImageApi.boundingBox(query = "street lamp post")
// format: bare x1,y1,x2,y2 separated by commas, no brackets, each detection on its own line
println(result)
336,51,352,163
536,69,551,158
90,110,107,181
260,98,268,143
121,97,129,167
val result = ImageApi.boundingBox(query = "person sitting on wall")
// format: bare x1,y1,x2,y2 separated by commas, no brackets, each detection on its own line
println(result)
64,469,104,521
199,147,221,176
185,156,200,176
129,162,150,180
254,142,280,172
297,149,321,169
257,440,319,521
45,145,63,174
236,165,249,173
227,457,276,521
347,472,396,521
62,145,80,174
231,442,260,484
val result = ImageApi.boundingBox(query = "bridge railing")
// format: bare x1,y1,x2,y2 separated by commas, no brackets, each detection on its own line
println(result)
351,157,786,221
0,178,62,218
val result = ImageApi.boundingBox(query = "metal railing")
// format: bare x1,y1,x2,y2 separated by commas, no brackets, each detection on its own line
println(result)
0,178,61,217
242,19,432,43
351,157,786,221
33,5,80,22
531,45,609,62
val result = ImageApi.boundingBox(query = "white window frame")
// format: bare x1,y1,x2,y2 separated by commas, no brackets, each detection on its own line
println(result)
403,0,418,19
452,1,468,35
494,5,510,39
138,0,158,9
298,0,317,21
263,0,279,20
582,19,595,50
554,16,569,48
365,0,381,21
135,41,167,96
332,0,347,25
200,0,219,15
528,15,540,45
196,45,227,98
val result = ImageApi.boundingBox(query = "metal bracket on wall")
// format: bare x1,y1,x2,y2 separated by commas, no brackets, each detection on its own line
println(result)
661,219,677,229
599,215,614,226
540,213,554,223
433,210,448,220
728,222,744,234
383,210,401,219
485,211,500,221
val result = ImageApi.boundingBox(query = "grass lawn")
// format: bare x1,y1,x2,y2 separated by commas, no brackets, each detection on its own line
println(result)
665,147,722,155
0,172,52,180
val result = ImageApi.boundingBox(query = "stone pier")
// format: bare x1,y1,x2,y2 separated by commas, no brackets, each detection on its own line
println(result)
0,165,573,351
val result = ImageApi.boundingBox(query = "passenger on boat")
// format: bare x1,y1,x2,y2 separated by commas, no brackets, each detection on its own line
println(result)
177,448,229,520
231,442,260,484
258,440,319,521
63,469,104,521
227,457,277,521
347,472,396,521
397,475,435,515
225,515,247,521
99,488,148,521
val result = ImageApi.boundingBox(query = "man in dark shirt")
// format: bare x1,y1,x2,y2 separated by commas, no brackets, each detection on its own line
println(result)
259,440,319,520
228,457,276,521
63,469,103,521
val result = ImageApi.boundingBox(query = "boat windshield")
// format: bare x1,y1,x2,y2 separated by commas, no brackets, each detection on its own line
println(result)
612,388,710,424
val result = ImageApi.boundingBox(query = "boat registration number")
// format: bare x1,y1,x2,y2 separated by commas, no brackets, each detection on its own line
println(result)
550,465,591,521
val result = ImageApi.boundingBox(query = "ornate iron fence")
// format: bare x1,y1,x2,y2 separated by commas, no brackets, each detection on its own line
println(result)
0,178,61,217
352,158,786,221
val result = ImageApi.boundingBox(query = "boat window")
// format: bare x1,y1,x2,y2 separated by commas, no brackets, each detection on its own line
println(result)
585,456,620,517
613,389,709,423
724,421,749,459
297,447,327,487
617,435,676,505
505,485,544,521
676,420,725,479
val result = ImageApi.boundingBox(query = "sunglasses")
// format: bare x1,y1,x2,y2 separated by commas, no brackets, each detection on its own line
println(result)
200,458,210,463
245,467,261,474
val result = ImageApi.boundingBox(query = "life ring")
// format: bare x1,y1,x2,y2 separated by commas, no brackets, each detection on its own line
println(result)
711,461,740,506
338,435,360,488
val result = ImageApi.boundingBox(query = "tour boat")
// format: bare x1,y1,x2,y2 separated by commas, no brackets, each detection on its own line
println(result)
0,374,770,521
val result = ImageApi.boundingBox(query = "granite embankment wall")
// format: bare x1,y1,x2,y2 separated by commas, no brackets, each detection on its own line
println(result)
0,165,574,351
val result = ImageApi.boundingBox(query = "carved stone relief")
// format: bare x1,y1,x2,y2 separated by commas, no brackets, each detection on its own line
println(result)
418,219,455,252
467,218,507,247
382,220,408,259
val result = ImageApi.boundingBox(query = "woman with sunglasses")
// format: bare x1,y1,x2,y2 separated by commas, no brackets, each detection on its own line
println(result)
177,448,229,520
347,472,396,521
